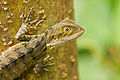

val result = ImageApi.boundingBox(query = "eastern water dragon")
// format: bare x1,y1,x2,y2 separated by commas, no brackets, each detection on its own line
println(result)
0,8,84,80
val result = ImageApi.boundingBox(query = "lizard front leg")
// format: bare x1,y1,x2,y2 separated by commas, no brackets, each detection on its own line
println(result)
15,7,42,41
33,55,54,74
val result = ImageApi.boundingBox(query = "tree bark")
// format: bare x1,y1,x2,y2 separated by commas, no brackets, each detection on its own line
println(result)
0,0,79,80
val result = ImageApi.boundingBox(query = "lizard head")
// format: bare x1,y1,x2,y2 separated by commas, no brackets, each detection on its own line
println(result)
46,18,84,47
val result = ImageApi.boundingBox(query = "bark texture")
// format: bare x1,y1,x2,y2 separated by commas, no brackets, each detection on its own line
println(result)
0,0,79,80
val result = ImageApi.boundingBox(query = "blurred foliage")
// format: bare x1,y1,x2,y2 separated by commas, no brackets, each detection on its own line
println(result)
74,0,120,80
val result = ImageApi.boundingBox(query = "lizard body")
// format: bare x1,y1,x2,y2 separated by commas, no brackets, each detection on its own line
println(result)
0,8,84,80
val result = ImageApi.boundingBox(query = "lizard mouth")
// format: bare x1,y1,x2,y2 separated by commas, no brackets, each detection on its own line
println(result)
63,29,84,41
46,28,84,47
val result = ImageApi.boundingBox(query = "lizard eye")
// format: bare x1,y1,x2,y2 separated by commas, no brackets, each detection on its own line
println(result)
64,27,70,31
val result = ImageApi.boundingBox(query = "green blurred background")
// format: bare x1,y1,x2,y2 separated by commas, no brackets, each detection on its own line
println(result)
74,0,120,80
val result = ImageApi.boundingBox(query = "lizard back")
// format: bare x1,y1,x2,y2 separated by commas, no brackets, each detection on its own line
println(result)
0,33,47,80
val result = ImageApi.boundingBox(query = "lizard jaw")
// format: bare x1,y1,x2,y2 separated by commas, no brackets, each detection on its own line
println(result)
46,29,84,47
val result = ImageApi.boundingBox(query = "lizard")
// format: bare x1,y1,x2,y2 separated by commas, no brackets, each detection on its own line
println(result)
0,7,84,80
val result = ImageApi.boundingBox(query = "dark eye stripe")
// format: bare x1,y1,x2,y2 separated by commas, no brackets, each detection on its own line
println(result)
63,33,67,36
57,33,63,37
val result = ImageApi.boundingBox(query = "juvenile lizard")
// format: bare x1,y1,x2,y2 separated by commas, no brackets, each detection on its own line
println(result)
0,8,84,80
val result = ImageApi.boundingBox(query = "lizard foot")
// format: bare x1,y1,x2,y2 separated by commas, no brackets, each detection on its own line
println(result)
20,7,42,29
33,55,54,74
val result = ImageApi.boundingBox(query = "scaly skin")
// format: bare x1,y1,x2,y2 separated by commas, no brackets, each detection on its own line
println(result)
0,8,84,80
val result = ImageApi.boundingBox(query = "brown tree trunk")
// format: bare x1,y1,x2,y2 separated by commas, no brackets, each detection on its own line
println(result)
0,0,79,80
